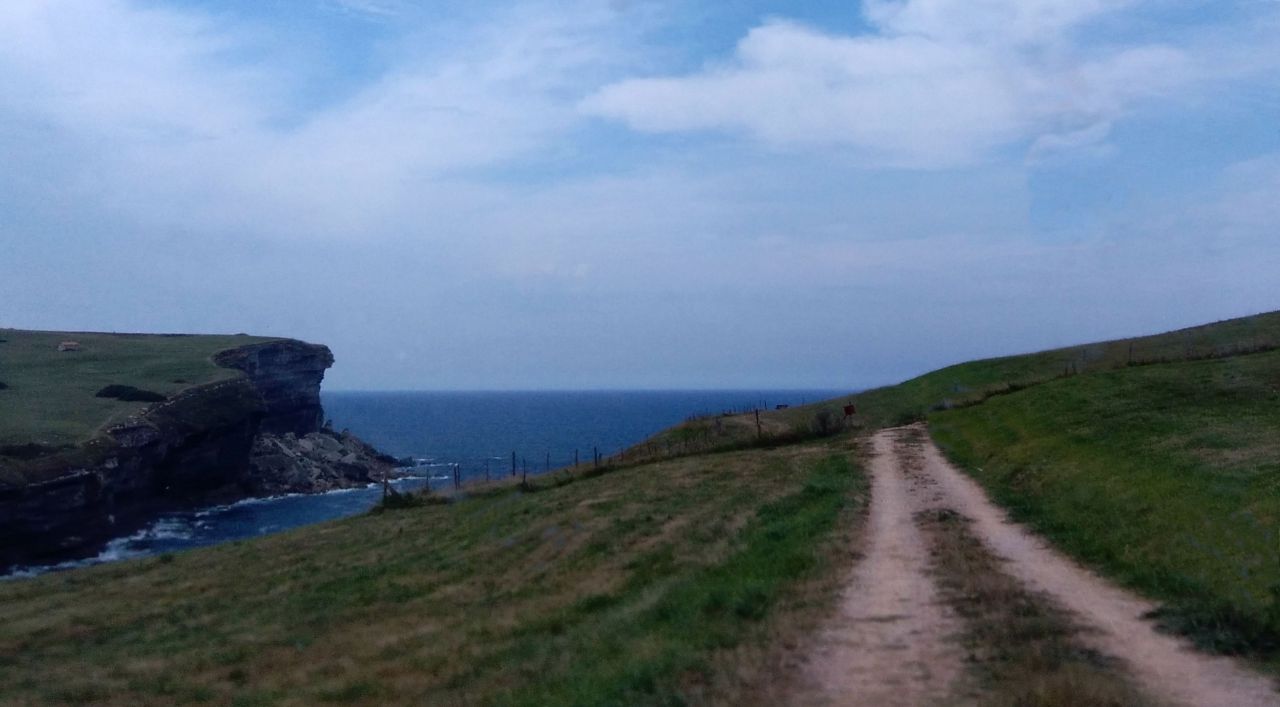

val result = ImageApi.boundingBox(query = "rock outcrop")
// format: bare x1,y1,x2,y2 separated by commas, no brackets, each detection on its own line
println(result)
0,339,392,571
247,429,396,496
214,341,334,436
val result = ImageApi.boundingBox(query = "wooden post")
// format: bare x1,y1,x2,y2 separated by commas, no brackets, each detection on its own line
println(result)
575,449,579,468
522,457,528,486
511,451,516,477
755,409,761,440
594,446,599,469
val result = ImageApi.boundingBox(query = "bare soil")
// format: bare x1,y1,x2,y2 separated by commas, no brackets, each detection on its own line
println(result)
791,429,966,705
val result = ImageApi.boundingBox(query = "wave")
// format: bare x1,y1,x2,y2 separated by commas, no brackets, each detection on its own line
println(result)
2,520,178,580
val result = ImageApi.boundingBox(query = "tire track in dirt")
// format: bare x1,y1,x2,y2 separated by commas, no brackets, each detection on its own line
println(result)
793,429,966,706
909,424,1278,707
795,426,1278,706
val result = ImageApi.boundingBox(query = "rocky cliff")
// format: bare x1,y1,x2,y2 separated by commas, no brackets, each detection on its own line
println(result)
0,339,392,571
213,341,334,436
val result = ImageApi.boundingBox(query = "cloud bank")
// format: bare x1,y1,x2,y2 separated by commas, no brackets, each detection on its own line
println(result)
1,0,1278,389
583,0,1261,167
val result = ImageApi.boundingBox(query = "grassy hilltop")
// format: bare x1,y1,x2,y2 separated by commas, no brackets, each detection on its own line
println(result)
657,309,1280,664
0,329,278,450
646,309,1280,452
1,311,1278,703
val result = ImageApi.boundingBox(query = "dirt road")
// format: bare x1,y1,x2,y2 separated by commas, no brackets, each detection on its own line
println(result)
793,429,965,705
796,425,1278,706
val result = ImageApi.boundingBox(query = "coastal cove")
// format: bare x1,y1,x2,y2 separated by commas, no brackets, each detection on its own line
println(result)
4,389,842,578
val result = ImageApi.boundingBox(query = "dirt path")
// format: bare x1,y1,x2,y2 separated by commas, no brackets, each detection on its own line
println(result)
909,426,1278,707
794,430,966,706
796,426,1278,706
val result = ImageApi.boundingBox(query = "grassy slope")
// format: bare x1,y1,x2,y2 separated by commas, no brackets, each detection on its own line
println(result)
0,440,865,706
643,310,1280,459
643,309,1280,664
824,309,1280,432
929,350,1280,662
0,329,277,448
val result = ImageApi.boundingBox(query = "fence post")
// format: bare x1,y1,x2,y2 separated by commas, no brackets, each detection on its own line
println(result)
511,451,516,477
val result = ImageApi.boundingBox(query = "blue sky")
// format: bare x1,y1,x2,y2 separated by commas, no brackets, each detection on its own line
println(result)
1,0,1278,390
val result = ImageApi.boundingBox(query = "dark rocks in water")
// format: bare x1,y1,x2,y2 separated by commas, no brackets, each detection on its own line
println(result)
246,428,395,496
0,381,8,390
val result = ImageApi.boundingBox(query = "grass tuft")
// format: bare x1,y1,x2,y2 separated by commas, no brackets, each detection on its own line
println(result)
917,508,1149,706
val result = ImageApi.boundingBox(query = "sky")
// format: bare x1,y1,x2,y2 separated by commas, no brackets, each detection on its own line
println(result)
1,0,1278,390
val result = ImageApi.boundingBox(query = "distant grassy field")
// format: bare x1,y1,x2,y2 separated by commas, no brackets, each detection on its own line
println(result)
929,349,1280,664
0,329,276,448
0,440,865,706
808,309,1280,433
646,310,1280,456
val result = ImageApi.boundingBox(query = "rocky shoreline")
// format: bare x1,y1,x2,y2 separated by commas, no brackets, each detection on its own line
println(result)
246,428,397,496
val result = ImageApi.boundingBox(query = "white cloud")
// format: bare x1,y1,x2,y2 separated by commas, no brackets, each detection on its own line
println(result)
582,0,1257,166
0,0,1277,388
861,0,1132,44
327,0,407,19
0,0,641,240
0,1,268,138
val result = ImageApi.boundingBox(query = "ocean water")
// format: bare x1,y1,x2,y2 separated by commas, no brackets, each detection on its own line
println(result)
4,389,843,578
323,390,844,481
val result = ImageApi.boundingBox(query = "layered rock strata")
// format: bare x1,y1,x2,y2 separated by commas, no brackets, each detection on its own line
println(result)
0,339,392,571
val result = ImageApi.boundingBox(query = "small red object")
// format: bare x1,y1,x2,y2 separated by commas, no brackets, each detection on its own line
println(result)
843,404,857,417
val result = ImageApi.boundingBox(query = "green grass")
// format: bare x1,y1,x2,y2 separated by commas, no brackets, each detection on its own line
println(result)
0,329,277,448
0,440,865,706
928,350,1280,663
830,308,1280,432
646,310,1280,456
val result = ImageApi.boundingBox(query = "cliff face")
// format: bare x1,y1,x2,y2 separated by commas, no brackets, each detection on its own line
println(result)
0,339,391,571
214,341,334,436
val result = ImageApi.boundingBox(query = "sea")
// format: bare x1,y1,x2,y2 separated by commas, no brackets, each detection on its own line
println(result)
4,389,844,578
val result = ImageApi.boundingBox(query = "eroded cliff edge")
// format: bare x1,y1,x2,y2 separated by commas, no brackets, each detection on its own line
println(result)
0,339,393,571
